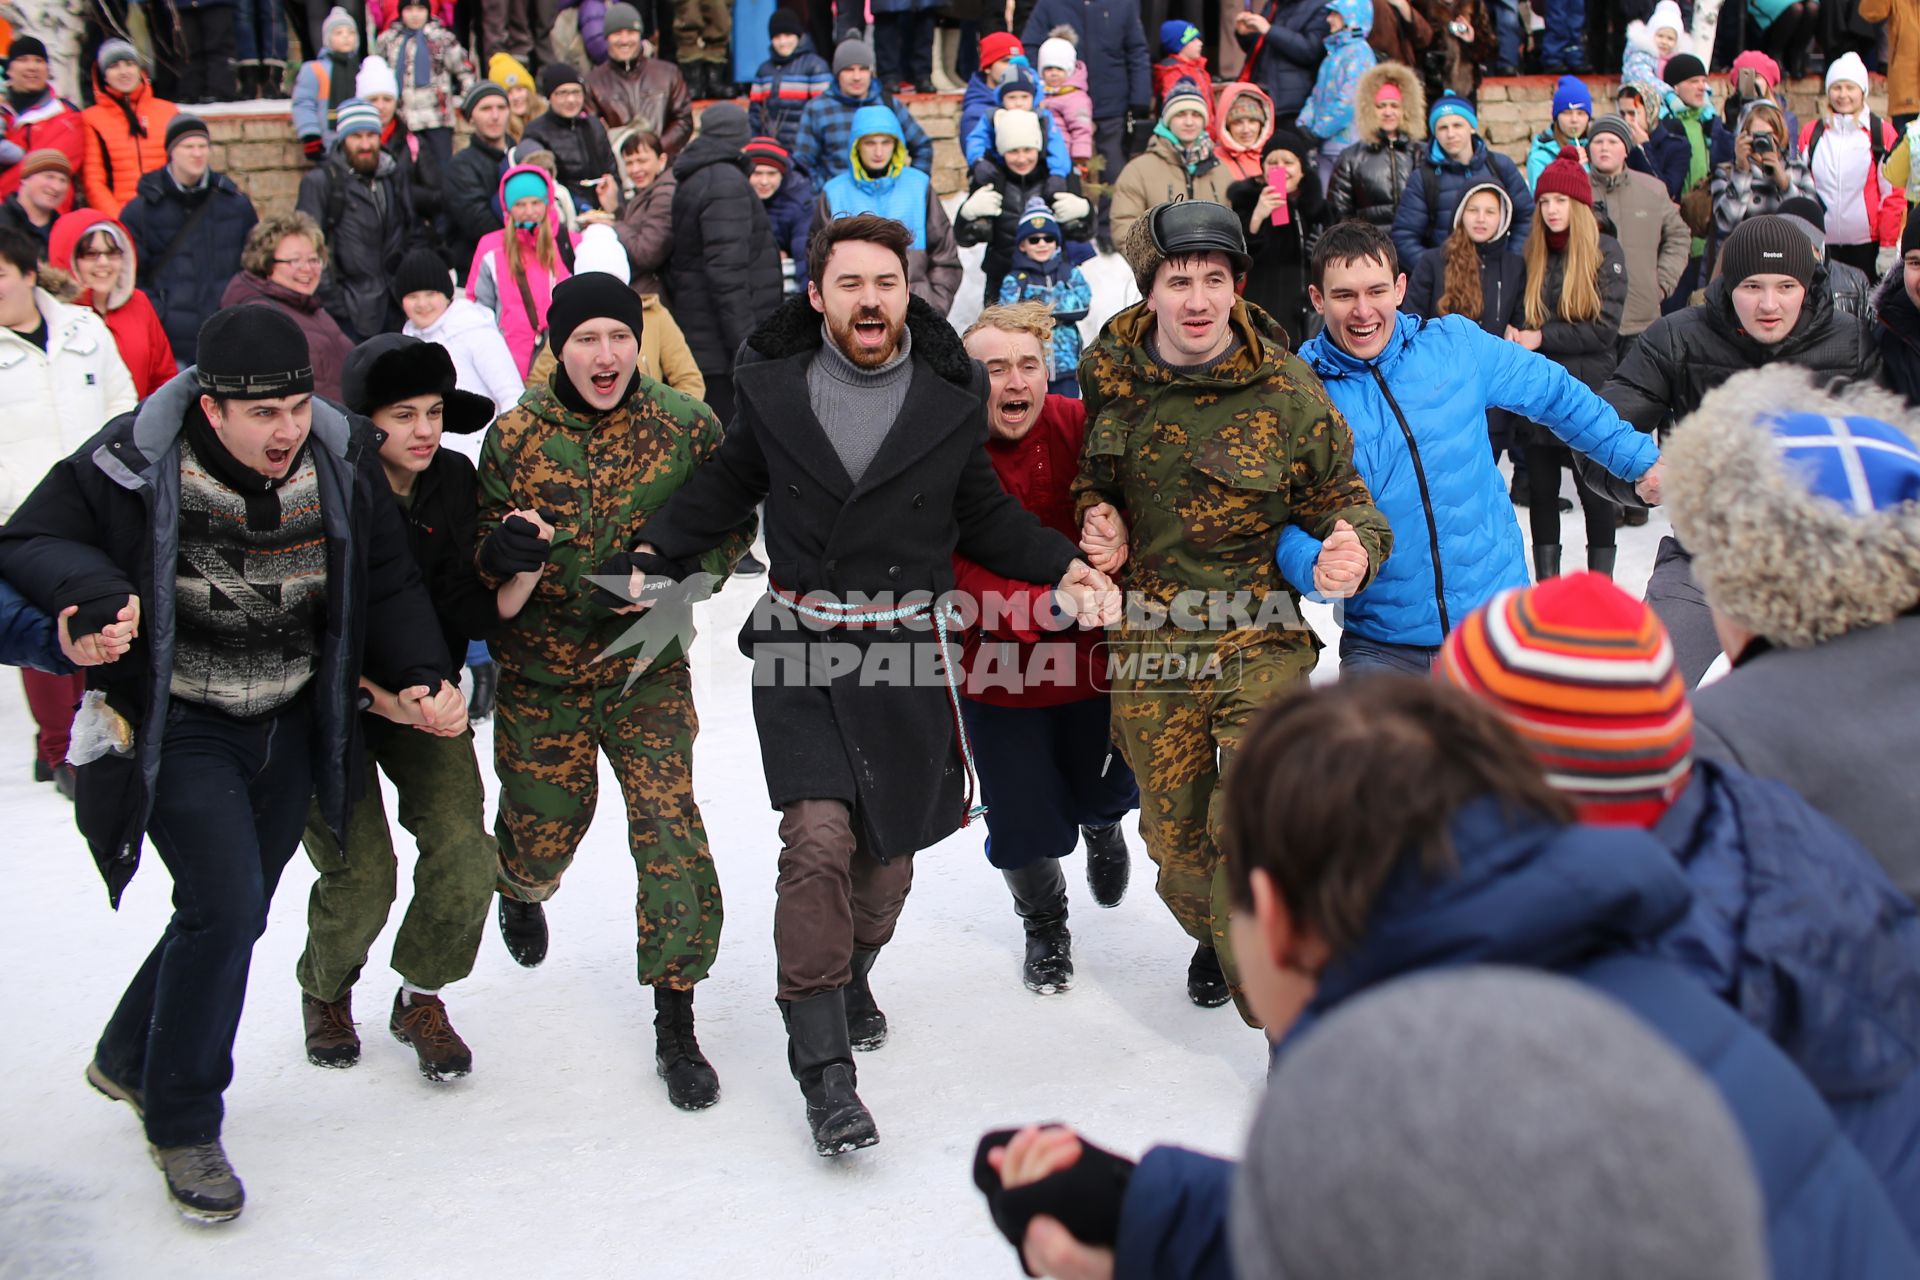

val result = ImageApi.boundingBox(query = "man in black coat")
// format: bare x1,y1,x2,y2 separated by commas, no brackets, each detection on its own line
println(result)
0,306,460,1223
444,82,514,283
637,214,1119,1157
1875,214,1920,405
297,99,422,342
521,63,618,215
667,101,784,422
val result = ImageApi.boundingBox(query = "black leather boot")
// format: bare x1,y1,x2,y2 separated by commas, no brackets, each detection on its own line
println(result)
781,991,879,1155
1587,546,1617,580
497,893,547,967
1187,943,1230,1008
653,986,720,1110
1081,821,1130,908
845,948,888,1050
1532,544,1562,582
467,661,498,722
1003,860,1072,994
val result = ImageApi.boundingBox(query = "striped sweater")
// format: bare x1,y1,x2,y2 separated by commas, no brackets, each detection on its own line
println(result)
749,42,832,152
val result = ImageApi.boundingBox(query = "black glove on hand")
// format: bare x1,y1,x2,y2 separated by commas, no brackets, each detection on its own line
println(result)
478,514,552,579
589,551,687,610
973,1129,1135,1274
62,594,132,643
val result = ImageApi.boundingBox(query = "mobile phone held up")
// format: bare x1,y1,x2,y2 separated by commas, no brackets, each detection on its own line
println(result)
1266,165,1291,225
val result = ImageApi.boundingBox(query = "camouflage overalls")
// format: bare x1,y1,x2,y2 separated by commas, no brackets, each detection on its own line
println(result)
1072,300,1392,1022
476,376,755,990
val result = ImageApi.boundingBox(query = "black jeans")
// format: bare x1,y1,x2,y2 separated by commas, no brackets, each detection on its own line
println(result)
873,9,936,86
179,6,239,102
94,696,315,1148
1525,441,1616,551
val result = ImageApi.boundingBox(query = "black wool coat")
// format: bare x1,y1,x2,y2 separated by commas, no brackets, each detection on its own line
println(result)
639,294,1080,858
667,134,785,376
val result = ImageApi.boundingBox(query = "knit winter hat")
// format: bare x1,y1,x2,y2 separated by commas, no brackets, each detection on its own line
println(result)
603,2,642,35
1717,213,1816,288
1776,195,1827,250
996,64,1038,103
697,101,750,150
1662,52,1706,85
833,37,873,76
1437,574,1693,825
1226,93,1269,126
979,31,1023,69
1826,50,1869,93
1038,37,1077,72
573,223,632,284
1428,90,1478,133
1551,75,1592,119
768,8,804,38
1665,365,1920,648
342,334,494,432
7,36,47,62
1534,145,1592,207
994,108,1043,155
1647,0,1687,36
1730,49,1781,88
502,169,549,209
321,6,359,46
1230,969,1768,1280
1452,180,1513,241
356,55,398,100
742,134,791,173
17,149,69,181
96,38,141,72
333,98,383,138
391,247,453,302
1586,113,1635,152
164,114,210,153
489,51,534,90
197,305,315,400
1160,19,1201,54
463,79,508,116
1161,79,1208,125
538,62,582,96
1016,195,1061,244
547,271,645,353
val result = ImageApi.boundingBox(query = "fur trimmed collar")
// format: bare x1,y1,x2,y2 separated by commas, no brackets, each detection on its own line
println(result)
742,293,974,386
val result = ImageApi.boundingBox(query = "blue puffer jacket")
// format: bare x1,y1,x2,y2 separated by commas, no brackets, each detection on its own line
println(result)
763,169,816,291
1020,0,1150,119
1390,137,1534,268
1287,313,1656,647
821,106,931,247
0,575,69,674
1115,801,1920,1280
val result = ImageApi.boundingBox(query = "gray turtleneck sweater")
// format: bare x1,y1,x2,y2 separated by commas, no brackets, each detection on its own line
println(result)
806,324,914,484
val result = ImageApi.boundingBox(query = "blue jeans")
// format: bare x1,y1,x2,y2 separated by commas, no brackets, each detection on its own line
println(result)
960,696,1139,870
1537,0,1586,70
94,696,315,1147
1489,0,1523,70
1338,631,1441,678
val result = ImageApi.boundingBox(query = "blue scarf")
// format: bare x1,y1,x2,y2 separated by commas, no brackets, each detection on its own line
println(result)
398,25,433,91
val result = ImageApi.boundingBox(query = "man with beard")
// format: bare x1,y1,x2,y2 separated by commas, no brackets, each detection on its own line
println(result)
955,302,1140,997
297,98,422,340
636,214,1120,1156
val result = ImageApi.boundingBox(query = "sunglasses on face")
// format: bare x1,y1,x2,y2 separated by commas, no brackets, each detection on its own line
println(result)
1023,234,1057,245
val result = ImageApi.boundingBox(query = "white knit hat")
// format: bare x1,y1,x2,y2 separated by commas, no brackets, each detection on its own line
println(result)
1826,50,1869,94
356,54,399,100
573,224,632,285
994,108,1043,155
1038,37,1076,72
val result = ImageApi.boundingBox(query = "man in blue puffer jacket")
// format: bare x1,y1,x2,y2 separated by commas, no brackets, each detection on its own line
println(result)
814,105,962,314
1284,220,1661,675
1391,92,1534,268
973,678,1920,1280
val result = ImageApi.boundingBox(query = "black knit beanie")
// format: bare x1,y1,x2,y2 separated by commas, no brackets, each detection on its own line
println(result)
197,305,315,399
1904,207,1920,257
546,272,645,352
392,248,454,303
1717,214,1816,288
769,8,804,37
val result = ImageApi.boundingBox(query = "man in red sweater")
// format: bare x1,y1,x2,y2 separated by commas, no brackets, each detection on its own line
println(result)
956,302,1138,996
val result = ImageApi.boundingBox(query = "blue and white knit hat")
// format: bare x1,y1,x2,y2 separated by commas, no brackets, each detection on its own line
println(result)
334,97,383,138
1428,90,1479,133
1016,195,1060,243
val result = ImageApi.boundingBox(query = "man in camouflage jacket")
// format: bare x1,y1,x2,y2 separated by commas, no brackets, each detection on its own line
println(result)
474,276,754,1111
1072,201,1393,1025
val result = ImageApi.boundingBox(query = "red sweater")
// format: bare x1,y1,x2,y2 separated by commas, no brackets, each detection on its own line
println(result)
954,395,1108,709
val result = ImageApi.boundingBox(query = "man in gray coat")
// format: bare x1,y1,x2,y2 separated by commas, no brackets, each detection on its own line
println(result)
1663,364,1920,904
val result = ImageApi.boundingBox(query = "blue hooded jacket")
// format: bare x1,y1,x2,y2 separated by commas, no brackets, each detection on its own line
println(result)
1288,312,1657,647
820,106,932,248
1114,802,1920,1280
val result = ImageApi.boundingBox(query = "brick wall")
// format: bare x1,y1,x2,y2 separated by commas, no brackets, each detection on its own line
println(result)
202,74,1888,220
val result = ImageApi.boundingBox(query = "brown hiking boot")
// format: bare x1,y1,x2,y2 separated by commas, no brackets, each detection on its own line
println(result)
302,992,360,1068
86,1059,145,1119
389,989,472,1081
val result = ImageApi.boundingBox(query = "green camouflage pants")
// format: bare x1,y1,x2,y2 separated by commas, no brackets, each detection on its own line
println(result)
673,0,730,62
493,663,721,990
1109,634,1317,1026
298,726,498,1004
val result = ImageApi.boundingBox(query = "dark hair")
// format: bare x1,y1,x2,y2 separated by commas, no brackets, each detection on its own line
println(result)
1219,678,1573,956
620,129,664,158
0,227,40,277
1311,219,1399,288
806,212,913,291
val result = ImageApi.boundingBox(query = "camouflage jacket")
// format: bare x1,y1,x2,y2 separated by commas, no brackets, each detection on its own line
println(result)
1071,299,1392,649
476,374,756,685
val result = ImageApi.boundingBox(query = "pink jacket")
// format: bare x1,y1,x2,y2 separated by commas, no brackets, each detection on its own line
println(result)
1041,63,1095,163
466,164,576,377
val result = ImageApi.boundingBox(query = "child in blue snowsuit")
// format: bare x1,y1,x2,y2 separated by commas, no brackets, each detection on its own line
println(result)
964,63,1073,177
997,198,1090,398
1296,0,1377,186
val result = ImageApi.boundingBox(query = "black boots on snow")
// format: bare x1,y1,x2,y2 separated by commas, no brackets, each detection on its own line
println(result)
846,948,889,1050
653,986,720,1110
1532,544,1562,582
1081,822,1130,907
1003,859,1073,994
1187,943,1230,1008
1588,546,1618,579
782,990,879,1156
497,893,548,967
467,661,498,722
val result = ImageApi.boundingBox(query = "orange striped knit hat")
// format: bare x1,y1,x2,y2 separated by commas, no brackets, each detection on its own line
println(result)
1436,572,1693,827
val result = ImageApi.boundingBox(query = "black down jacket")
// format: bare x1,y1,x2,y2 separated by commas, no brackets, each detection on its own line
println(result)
667,128,784,376
296,146,420,341
521,107,617,213
118,168,258,366
1328,134,1420,229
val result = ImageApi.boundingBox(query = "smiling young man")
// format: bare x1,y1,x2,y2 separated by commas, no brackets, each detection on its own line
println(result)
1072,200,1391,1022
1292,219,1661,676
636,213,1116,1156
0,304,459,1223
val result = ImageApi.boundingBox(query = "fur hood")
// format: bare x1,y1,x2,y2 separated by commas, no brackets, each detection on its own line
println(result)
740,292,975,387
1665,365,1920,648
1355,62,1425,142
1625,19,1691,60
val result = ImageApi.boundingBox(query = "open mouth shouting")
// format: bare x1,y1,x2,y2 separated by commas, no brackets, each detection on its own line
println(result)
851,310,890,349
998,393,1034,426
589,367,623,396
263,445,294,471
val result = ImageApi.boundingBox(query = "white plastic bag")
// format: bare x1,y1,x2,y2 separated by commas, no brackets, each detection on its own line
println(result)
67,690,134,767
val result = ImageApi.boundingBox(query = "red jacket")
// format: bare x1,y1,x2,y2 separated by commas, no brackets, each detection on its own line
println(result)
954,395,1108,709
47,208,177,397
0,92,85,209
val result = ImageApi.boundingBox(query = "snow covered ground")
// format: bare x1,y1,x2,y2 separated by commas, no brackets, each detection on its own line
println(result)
0,241,1674,1280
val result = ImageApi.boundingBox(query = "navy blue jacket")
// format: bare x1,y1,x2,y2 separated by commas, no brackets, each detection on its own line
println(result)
1389,138,1533,269
1647,110,1731,201
1114,802,1920,1280
763,169,816,292
1234,0,1332,118
118,168,259,367
0,575,69,673
1020,0,1150,120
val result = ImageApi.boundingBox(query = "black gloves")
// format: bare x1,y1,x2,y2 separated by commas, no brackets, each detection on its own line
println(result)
61,593,132,643
973,1129,1136,1275
1124,104,1155,158
590,550,688,610
478,512,553,579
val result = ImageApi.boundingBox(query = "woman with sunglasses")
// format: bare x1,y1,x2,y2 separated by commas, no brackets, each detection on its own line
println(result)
48,209,177,398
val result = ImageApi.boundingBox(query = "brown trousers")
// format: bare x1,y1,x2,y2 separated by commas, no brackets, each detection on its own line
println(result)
774,799,914,1002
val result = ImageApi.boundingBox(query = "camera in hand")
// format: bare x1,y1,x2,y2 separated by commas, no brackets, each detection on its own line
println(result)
1751,133,1776,154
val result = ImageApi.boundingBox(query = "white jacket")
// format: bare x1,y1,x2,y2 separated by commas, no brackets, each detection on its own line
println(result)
404,297,525,462
0,289,138,520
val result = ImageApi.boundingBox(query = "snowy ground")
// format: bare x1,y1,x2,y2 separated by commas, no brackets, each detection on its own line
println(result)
0,240,1674,1280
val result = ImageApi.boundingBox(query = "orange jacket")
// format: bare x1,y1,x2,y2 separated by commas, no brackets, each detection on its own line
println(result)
80,71,177,215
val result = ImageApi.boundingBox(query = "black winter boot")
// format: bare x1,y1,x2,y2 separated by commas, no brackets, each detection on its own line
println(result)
1187,943,1230,1008
1003,859,1072,994
1081,822,1130,908
497,893,548,967
1587,546,1618,580
1532,544,1563,582
653,986,720,1110
846,948,888,1050
467,662,498,722
782,991,879,1155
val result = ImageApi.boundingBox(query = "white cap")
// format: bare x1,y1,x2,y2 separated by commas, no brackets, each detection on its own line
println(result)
356,54,398,100
1826,50,1869,94
995,108,1043,155
573,224,632,285
1038,38,1076,72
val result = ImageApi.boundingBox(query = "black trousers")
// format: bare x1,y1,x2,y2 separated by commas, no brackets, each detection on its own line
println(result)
1525,441,1617,551
179,6,239,102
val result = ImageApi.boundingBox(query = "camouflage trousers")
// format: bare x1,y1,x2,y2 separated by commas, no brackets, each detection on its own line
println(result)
1109,634,1318,1026
493,663,721,990
297,726,497,1004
